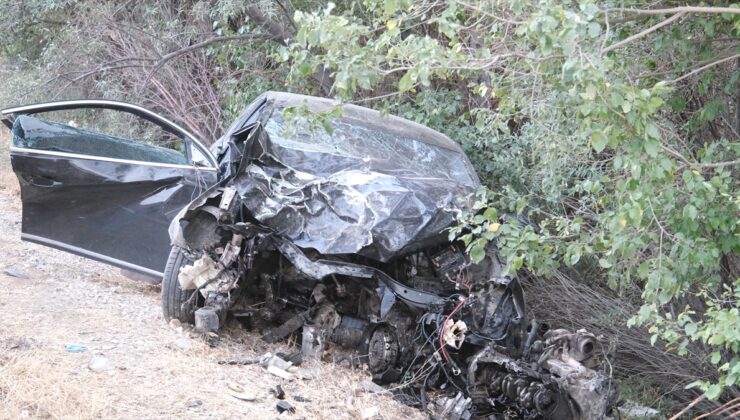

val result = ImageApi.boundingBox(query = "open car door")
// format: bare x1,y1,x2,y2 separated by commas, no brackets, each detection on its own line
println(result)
2,100,219,278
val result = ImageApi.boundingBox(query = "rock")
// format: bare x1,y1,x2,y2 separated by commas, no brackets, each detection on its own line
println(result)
294,367,323,380
204,331,220,347
169,319,182,329
3,267,29,279
276,401,296,414
172,338,192,351
88,355,111,372
293,395,311,403
618,400,660,418
185,398,203,408
360,407,379,419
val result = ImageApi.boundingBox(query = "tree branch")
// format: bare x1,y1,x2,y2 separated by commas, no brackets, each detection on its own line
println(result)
245,5,293,45
669,53,740,84
698,159,740,169
246,4,333,95
607,6,740,15
602,12,685,54
143,34,268,87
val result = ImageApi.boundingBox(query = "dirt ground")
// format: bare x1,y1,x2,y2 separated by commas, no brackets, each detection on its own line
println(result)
0,131,424,420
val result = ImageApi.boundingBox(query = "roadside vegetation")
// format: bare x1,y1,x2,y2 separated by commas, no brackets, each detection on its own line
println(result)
0,0,737,416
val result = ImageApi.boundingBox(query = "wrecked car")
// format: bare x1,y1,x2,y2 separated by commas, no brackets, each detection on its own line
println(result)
3,92,617,419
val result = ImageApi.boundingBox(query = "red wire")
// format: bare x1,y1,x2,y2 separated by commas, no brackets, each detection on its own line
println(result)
439,297,468,363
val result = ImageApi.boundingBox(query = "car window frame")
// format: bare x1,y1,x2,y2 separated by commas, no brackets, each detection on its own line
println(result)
1,100,218,170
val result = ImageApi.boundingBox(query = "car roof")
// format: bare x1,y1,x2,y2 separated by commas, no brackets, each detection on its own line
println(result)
260,91,464,152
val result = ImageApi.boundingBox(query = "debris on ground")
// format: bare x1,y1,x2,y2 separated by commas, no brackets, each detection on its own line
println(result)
218,357,260,365
87,355,112,372
360,406,380,419
170,337,192,351
276,351,302,366
270,385,286,399
356,381,388,395
260,352,293,370
65,343,88,353
293,367,323,380
276,401,295,414
266,365,294,381
227,382,260,402
3,266,29,279
184,398,203,408
430,392,472,420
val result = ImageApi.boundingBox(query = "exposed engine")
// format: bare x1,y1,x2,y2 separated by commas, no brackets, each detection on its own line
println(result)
169,95,617,419
174,207,617,419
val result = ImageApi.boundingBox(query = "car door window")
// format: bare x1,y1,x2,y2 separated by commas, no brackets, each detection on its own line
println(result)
11,108,189,165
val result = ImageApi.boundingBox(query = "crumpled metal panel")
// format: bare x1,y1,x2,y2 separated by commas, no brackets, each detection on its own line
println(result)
231,101,479,261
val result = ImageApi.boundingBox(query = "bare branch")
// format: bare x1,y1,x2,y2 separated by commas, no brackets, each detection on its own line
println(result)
668,53,740,84
245,5,293,45
274,0,297,30
143,34,268,87
457,1,526,25
607,6,740,15
246,4,333,95
601,12,685,54
698,159,740,169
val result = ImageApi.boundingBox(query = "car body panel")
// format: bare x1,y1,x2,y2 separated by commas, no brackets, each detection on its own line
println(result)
201,92,481,262
3,100,219,277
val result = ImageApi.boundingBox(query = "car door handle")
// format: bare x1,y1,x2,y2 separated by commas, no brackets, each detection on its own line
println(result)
23,174,59,187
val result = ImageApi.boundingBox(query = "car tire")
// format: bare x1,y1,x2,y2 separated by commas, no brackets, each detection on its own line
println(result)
161,246,198,323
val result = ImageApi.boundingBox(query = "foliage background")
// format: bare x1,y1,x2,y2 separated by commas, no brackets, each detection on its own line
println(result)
0,0,737,415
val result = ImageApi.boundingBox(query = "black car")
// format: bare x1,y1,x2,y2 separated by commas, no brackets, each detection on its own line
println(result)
3,92,616,419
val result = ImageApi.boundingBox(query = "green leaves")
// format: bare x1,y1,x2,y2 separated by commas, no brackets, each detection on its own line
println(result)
398,71,415,93
282,0,740,402
590,130,608,152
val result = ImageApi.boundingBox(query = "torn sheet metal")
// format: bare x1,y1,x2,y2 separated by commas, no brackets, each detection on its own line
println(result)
230,94,480,262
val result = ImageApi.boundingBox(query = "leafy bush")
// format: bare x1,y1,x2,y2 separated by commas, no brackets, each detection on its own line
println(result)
281,0,740,407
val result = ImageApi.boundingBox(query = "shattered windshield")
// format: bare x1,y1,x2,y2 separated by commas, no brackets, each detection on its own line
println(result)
263,110,477,187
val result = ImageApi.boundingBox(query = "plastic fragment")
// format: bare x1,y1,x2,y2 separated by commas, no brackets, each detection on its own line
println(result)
276,401,295,414
65,344,88,353
267,365,295,380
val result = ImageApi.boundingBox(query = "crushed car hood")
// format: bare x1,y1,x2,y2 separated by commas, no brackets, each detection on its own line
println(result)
216,93,480,261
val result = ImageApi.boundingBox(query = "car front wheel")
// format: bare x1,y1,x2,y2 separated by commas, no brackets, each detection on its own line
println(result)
161,246,200,323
